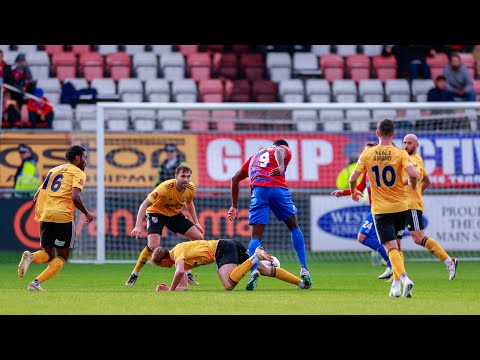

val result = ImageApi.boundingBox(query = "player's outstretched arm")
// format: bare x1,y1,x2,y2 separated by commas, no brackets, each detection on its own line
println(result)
131,197,152,240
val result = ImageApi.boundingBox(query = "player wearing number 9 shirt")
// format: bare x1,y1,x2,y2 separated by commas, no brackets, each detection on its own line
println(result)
228,139,312,291
349,119,419,298
17,145,94,292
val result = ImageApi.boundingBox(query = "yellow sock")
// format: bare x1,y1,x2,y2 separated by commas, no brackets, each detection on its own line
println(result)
32,250,50,264
36,257,65,283
229,259,254,284
388,248,406,279
273,268,302,286
423,237,448,261
134,246,153,273
391,249,404,280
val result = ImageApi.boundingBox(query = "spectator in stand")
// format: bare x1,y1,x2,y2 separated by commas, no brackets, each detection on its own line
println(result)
443,52,476,102
2,89,21,127
154,144,187,186
383,45,434,80
0,49,13,85
11,53,34,109
27,88,54,128
427,75,454,102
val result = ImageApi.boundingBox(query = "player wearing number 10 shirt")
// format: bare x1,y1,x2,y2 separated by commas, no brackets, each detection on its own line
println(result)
17,145,94,292
349,119,419,298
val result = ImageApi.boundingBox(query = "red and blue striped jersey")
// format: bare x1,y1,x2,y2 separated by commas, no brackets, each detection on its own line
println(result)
241,145,292,189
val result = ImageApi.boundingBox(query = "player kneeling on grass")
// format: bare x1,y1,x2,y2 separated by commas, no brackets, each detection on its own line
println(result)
150,239,311,291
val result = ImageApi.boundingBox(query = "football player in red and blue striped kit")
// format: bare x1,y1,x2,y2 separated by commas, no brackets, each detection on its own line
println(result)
228,139,312,291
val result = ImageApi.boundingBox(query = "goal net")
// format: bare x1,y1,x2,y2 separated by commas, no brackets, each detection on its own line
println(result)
69,102,480,263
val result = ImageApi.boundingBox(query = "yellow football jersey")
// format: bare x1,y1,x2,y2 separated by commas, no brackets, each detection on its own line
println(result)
355,145,412,215
169,240,220,270
404,152,427,211
146,179,196,217
35,163,86,223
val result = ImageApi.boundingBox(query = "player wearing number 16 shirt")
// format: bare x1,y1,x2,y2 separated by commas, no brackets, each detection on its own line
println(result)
349,119,419,298
17,145,94,292
228,139,312,291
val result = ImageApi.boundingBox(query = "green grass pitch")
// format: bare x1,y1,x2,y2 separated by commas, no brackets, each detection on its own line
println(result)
1,252,479,315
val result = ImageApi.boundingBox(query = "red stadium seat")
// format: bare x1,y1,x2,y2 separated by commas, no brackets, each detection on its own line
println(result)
240,53,265,80
232,45,250,54
71,45,92,55
206,45,225,53
177,45,200,56
51,52,78,80
426,53,449,68
373,55,397,83
212,110,236,130
79,52,104,81
110,66,131,81
187,53,212,81
83,66,104,81
346,54,371,83
225,79,251,102
320,54,345,82
430,67,444,80
185,110,210,130
198,79,224,102
43,45,65,56
252,80,277,102
213,53,238,80
56,66,77,81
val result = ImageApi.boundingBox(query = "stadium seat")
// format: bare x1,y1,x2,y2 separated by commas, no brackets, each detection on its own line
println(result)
63,77,89,90
252,80,277,102
96,45,119,55
346,54,371,83
474,80,480,101
225,79,251,102
358,79,384,102
278,79,304,102
76,104,97,130
106,52,132,80
71,45,92,55
212,53,238,80
332,79,357,102
171,79,197,102
266,52,292,82
185,110,210,130
145,79,170,102
292,110,319,131
372,109,397,122
305,79,331,102
118,78,143,102
177,45,200,56
187,53,212,81
334,45,358,56
320,110,345,131
212,110,236,131
159,53,185,80
372,55,397,83
90,78,117,100
458,52,476,77
79,52,104,81
294,52,322,77
133,53,158,81
206,45,225,53
158,110,183,130
52,52,78,81
131,109,157,131
123,45,146,55
151,45,173,55
43,45,65,56
361,45,383,57
319,53,344,82
198,79,224,102
411,79,434,102
16,45,38,53
345,109,373,132
231,45,250,54
37,78,61,105
240,53,265,80
385,79,411,102
311,45,332,56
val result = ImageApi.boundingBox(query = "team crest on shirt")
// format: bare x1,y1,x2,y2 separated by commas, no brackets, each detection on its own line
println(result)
412,162,417,168
78,179,84,186
152,192,158,199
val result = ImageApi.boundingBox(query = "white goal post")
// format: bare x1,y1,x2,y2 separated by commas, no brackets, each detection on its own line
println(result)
70,101,480,263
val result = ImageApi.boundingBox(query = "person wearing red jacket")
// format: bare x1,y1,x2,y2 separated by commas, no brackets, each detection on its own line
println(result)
331,141,393,280
27,88,54,128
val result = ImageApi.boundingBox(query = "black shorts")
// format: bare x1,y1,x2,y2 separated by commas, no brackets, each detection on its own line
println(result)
214,239,249,270
406,209,424,232
146,213,195,236
373,211,408,244
40,221,76,249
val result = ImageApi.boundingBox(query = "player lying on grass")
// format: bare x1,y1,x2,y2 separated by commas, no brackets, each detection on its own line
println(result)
149,239,312,291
